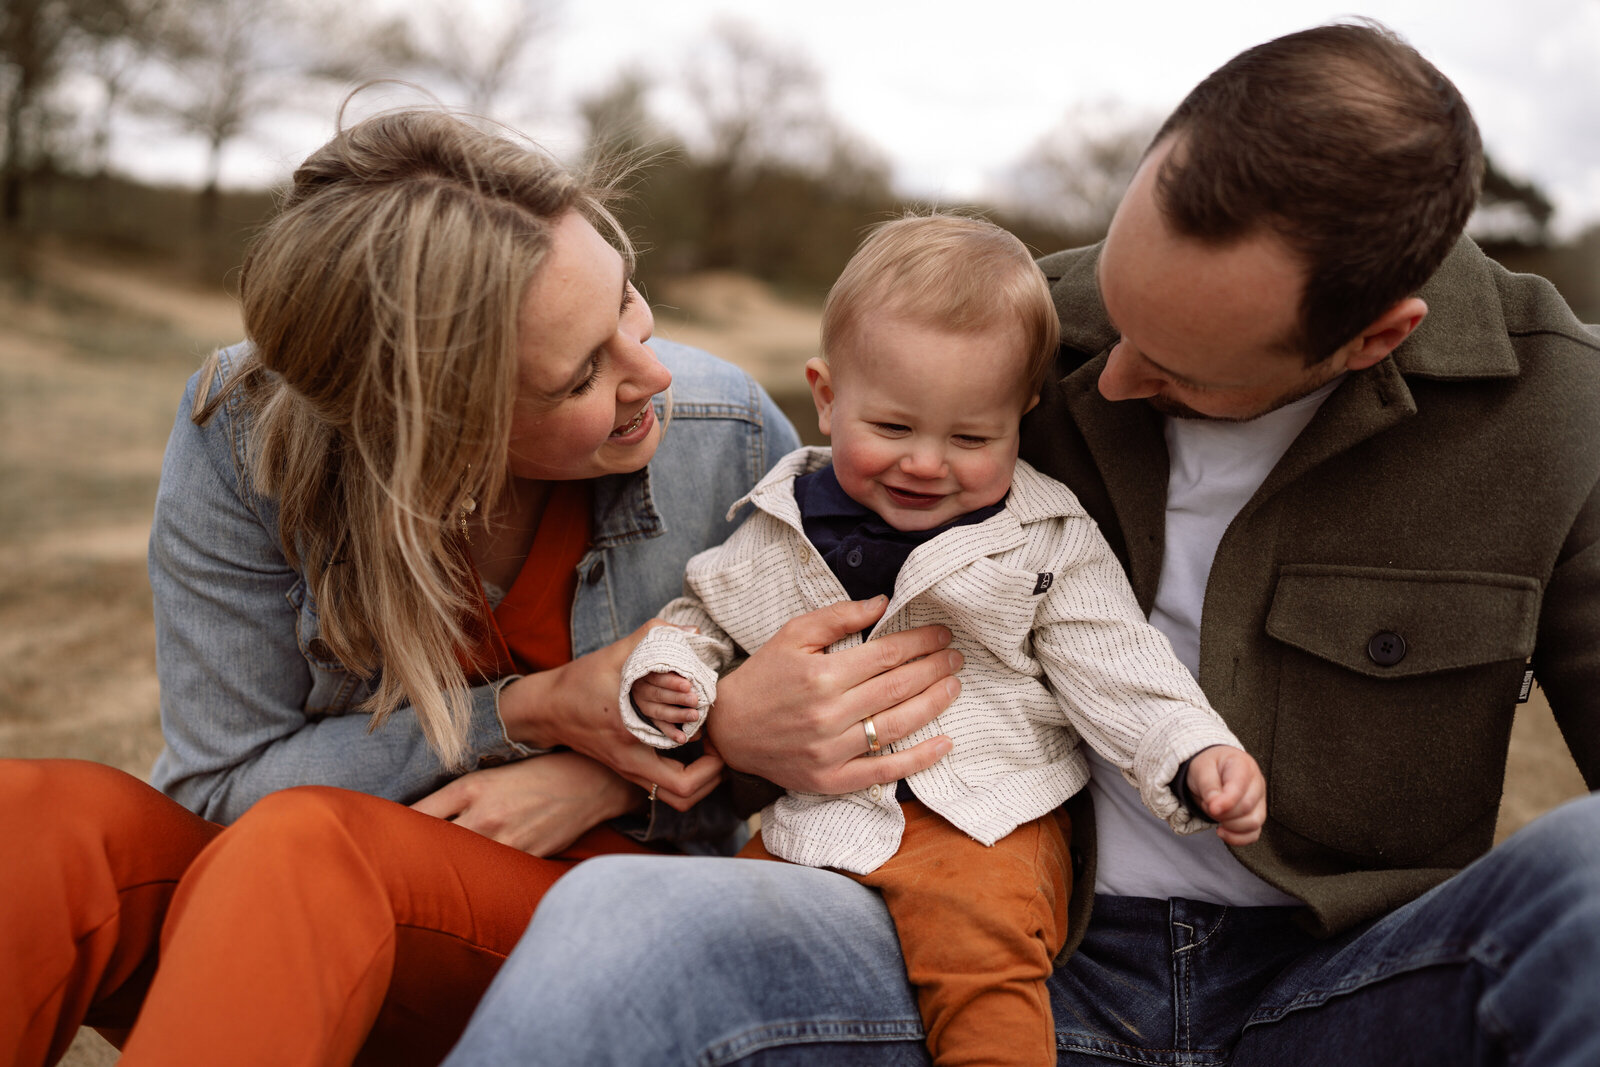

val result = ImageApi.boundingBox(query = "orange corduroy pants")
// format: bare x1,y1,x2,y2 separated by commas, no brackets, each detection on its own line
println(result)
0,758,654,1067
741,798,1072,1067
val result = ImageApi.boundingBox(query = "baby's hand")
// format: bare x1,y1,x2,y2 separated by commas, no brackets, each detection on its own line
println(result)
1185,745,1266,846
630,671,700,745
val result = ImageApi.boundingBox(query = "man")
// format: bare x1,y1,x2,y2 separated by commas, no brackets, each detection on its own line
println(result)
443,21,1599,1065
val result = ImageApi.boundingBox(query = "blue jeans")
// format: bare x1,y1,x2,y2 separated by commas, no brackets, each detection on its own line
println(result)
442,793,1600,1065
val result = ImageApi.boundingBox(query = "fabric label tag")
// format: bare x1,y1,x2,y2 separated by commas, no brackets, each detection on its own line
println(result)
1033,572,1054,595
1517,668,1535,704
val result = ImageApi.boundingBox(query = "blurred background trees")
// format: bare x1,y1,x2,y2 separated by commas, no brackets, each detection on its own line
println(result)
1,1,1594,317
993,100,1159,245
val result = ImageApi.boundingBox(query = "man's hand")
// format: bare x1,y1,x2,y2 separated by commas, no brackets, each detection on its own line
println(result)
1186,745,1267,846
707,595,961,795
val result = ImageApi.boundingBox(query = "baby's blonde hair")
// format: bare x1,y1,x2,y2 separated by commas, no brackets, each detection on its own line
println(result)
820,213,1059,400
194,108,629,768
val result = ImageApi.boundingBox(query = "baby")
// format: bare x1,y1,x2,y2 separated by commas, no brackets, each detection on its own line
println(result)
620,214,1265,1067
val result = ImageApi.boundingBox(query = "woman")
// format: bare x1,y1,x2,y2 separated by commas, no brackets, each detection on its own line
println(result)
0,107,962,1067
3,108,796,1067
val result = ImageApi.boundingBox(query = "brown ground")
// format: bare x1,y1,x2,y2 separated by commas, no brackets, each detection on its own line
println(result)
1,244,1585,1065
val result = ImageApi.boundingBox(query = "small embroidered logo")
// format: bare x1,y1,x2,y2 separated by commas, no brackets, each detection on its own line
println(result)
1033,572,1053,595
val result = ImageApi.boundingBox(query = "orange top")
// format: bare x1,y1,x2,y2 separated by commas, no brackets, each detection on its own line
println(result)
463,482,592,679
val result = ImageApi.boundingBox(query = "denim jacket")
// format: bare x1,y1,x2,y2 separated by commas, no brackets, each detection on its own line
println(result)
147,339,800,837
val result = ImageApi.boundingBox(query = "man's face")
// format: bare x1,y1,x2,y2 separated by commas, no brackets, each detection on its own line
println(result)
1096,137,1350,422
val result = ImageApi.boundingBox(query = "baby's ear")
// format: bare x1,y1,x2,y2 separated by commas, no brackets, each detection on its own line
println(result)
1023,392,1041,415
805,358,835,436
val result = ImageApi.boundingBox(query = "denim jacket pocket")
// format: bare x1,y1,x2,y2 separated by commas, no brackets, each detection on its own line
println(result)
1264,565,1540,866
286,578,376,716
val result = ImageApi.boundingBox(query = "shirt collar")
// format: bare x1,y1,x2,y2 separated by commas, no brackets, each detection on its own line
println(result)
793,463,1006,543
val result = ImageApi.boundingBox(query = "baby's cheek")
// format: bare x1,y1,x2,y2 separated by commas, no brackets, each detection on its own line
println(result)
833,438,889,482
964,454,1014,504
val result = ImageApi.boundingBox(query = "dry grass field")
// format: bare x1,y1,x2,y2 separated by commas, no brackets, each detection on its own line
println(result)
0,242,1585,1065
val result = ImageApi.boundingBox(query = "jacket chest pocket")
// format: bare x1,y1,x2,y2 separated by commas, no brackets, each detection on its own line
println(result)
1263,565,1540,866
906,557,1044,662
287,580,376,716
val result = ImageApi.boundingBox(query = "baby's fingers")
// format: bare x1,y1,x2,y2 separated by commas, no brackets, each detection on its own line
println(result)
642,671,692,693
1215,801,1266,845
1186,749,1239,817
638,712,689,745
632,679,699,713
638,694,699,723
1211,768,1267,846
636,673,696,707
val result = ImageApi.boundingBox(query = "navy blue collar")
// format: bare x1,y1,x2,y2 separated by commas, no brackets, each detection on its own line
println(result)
792,463,1004,542
793,464,1005,607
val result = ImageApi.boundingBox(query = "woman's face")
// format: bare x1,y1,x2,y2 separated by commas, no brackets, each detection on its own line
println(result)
506,212,670,481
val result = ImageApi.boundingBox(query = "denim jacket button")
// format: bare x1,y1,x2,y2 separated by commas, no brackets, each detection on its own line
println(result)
586,559,606,585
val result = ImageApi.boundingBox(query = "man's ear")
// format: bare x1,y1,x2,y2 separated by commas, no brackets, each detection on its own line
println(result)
805,357,835,437
1342,297,1428,372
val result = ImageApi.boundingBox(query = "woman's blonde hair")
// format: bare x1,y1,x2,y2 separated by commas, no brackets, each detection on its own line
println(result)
193,108,630,768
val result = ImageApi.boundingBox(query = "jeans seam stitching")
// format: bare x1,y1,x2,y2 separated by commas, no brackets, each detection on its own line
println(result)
1248,940,1482,1023
702,1018,926,1066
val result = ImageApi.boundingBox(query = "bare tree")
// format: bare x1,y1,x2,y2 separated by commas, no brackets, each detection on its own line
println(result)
578,70,674,171
0,0,82,222
680,19,829,179
398,0,558,117
994,101,1159,241
674,19,859,268
150,0,278,228
132,0,443,230
1472,153,1557,248
75,0,175,178
814,122,892,201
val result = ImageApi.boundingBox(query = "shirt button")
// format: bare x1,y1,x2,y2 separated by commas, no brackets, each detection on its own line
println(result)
845,547,864,568
1367,631,1406,666
869,784,883,801
586,559,606,585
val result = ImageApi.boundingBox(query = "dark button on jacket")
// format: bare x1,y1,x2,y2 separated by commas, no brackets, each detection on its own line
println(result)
1367,631,1407,666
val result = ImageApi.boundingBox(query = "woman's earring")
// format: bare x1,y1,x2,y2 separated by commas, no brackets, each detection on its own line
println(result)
459,493,477,543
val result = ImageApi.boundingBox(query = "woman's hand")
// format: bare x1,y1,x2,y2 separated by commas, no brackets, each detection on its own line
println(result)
706,595,962,795
411,752,638,856
496,622,723,812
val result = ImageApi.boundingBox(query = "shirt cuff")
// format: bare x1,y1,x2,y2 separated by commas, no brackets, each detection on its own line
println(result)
1170,755,1207,822
473,674,553,765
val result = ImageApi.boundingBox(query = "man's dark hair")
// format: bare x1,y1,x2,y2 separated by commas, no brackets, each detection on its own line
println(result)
1151,20,1484,363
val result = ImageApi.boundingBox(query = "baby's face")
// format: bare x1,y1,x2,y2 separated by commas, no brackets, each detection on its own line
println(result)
808,314,1036,532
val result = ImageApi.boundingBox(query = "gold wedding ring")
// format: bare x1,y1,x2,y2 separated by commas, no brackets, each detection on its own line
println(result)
863,716,882,756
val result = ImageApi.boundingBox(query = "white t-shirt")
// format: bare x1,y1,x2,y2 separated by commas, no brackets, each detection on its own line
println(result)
1088,379,1341,905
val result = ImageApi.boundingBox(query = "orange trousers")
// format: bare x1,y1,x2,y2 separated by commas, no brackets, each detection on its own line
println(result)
0,759,654,1067
742,799,1072,1067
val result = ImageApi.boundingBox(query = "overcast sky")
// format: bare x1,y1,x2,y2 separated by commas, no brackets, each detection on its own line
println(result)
114,0,1600,236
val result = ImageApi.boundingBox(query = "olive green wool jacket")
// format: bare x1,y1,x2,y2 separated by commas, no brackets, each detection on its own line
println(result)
1023,236,1600,944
